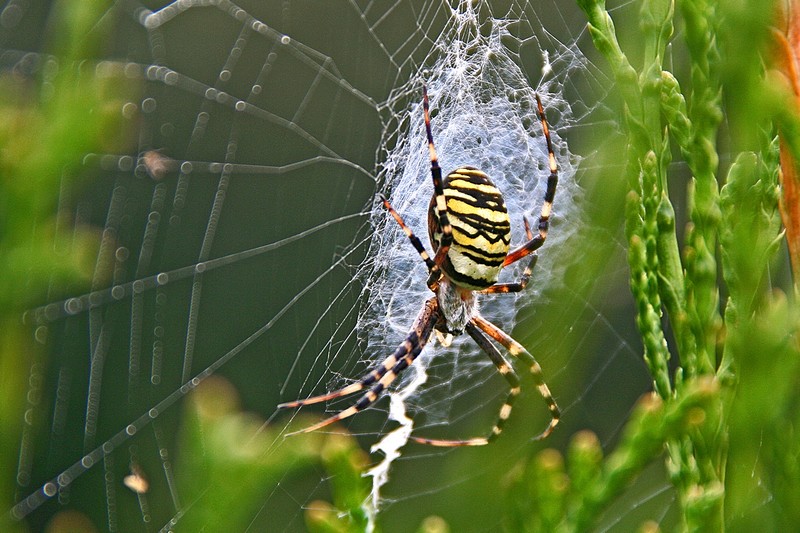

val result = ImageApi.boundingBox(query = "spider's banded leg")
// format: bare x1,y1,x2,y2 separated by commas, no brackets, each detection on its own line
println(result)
483,217,537,294
278,334,398,407
503,94,559,268
380,195,436,273
423,84,452,286
411,321,521,447
472,314,560,440
281,298,439,436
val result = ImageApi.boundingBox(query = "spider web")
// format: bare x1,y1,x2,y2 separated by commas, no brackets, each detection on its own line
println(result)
2,1,666,531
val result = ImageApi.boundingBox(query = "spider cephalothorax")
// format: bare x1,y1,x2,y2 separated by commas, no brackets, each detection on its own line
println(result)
280,84,560,446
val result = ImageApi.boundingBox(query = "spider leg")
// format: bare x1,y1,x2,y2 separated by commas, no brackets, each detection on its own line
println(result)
380,195,436,273
280,298,439,436
483,217,537,294
472,314,560,440
502,94,558,268
410,320,521,447
423,84,453,287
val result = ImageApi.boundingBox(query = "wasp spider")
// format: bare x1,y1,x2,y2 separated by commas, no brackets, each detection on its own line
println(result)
279,85,560,446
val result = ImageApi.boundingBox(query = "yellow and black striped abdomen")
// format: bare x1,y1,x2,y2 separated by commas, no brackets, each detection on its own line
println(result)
428,167,511,290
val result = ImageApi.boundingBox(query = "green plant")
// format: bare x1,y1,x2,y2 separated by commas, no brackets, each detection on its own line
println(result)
0,2,127,530
173,376,372,533
505,0,799,531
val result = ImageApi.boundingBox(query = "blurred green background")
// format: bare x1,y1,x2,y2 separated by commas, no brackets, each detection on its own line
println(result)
2,0,797,532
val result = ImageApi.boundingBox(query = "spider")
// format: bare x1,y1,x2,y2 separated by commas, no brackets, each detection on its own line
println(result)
279,85,560,446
